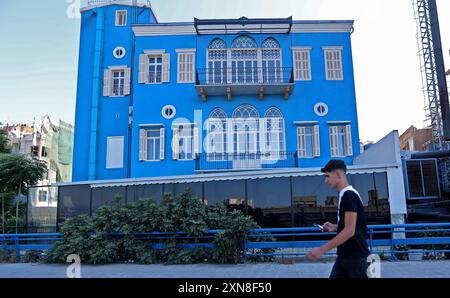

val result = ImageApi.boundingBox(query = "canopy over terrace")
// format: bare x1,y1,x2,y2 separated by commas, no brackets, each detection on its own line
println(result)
54,163,400,228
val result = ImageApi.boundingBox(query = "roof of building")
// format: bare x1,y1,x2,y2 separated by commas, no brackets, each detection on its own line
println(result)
80,0,159,22
132,18,354,36
53,163,397,188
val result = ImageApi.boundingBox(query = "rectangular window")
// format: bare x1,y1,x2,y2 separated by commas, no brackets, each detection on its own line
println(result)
115,10,127,26
329,125,352,157
106,136,124,169
297,125,320,158
177,51,195,83
293,49,311,80
103,67,130,97
149,55,163,83
139,127,165,161
172,125,198,161
324,48,343,80
112,70,125,96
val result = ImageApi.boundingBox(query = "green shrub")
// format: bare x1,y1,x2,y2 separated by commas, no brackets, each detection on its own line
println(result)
44,189,259,265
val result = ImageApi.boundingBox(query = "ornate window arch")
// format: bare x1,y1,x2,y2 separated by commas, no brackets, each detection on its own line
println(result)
208,38,226,49
232,104,259,119
209,108,227,119
262,37,280,49
232,35,257,48
264,106,283,118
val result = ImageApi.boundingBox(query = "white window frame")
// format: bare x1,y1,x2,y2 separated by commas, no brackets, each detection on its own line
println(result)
115,10,127,26
206,118,227,161
323,47,343,80
292,47,312,81
176,49,196,83
138,50,170,84
106,136,124,169
139,126,165,162
103,66,131,97
329,124,352,157
111,69,125,97
297,125,320,158
172,124,198,161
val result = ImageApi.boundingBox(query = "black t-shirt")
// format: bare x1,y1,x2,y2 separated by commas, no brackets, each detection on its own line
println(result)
336,190,369,259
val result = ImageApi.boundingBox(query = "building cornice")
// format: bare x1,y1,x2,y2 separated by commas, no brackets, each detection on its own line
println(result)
132,20,354,37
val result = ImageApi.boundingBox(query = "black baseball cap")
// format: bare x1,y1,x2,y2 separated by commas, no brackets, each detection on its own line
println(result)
321,160,347,173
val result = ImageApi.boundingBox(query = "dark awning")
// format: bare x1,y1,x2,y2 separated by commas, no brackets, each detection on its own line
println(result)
193,16,293,34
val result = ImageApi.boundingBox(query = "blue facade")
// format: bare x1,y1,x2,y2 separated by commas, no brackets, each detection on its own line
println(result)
72,2,361,182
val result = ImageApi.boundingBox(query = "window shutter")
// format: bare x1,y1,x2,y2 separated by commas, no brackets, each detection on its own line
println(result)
305,51,311,80
297,127,305,157
139,129,147,161
172,128,179,160
159,127,165,160
103,69,111,96
193,127,199,156
226,119,234,156
329,126,337,157
138,54,148,84
293,51,298,80
162,53,171,83
123,67,131,95
313,125,321,157
345,125,353,156
259,118,267,155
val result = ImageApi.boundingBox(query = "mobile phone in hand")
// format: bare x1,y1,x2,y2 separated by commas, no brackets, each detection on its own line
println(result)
314,224,324,231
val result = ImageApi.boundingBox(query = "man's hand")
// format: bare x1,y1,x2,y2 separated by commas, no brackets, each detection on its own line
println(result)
307,246,326,261
323,222,337,232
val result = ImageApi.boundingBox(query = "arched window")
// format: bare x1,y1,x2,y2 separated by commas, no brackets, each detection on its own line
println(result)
262,38,280,49
206,108,227,160
232,105,259,157
207,39,227,84
232,35,257,49
263,107,286,159
232,104,259,119
230,36,258,84
208,38,226,49
262,38,282,83
209,107,227,119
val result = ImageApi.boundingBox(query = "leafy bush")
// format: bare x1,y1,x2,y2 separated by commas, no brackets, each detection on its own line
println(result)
44,189,260,265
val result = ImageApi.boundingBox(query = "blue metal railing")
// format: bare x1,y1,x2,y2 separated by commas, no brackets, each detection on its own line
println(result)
195,151,299,171
196,67,294,86
244,223,450,262
1,224,450,263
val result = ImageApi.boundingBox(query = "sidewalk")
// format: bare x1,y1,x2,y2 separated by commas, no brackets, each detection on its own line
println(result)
0,261,449,278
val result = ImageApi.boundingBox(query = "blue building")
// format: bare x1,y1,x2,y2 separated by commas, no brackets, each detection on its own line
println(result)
72,1,360,182
47,0,407,229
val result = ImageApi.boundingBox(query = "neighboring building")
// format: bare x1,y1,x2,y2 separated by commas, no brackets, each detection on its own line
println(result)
73,1,361,182
55,1,407,229
3,115,74,207
399,125,432,151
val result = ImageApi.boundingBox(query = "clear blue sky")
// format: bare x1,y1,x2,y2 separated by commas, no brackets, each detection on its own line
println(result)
0,0,449,142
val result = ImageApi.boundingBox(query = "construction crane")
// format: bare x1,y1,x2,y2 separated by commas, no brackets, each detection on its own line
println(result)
413,0,450,149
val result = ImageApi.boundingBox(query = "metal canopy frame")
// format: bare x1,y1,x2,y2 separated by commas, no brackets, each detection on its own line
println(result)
193,16,293,35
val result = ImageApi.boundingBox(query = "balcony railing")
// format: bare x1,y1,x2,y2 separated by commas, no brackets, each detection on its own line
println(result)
195,67,295,101
195,151,299,172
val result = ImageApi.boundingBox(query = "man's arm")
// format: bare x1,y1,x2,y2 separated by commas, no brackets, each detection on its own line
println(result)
307,212,357,261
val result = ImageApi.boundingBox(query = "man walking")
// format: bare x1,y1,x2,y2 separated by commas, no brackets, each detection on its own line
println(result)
307,160,370,278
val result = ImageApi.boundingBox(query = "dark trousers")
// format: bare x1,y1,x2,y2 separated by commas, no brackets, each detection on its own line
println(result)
329,257,369,278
